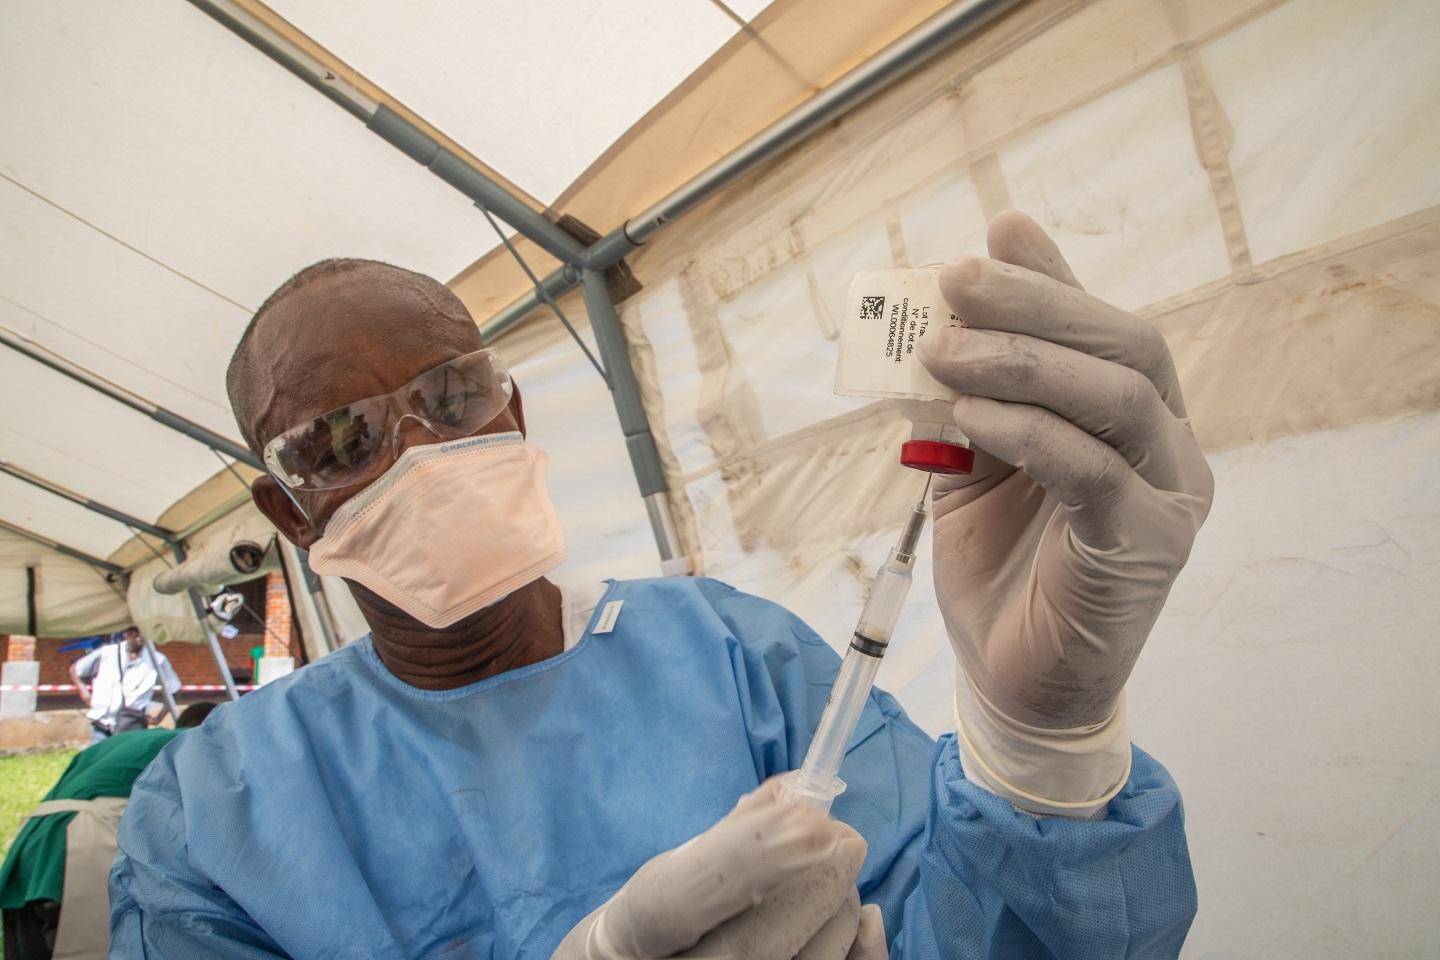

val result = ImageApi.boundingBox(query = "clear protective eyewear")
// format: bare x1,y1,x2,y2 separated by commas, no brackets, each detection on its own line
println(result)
263,348,512,492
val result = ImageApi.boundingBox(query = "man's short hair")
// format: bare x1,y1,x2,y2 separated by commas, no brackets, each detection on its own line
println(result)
176,701,219,729
226,258,472,454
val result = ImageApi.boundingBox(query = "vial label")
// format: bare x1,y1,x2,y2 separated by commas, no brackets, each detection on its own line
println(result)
834,267,961,402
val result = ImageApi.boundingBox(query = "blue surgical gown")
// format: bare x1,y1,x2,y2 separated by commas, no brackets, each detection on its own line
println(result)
109,578,1195,958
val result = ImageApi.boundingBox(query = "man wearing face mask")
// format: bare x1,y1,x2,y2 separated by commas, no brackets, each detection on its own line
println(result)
109,213,1208,959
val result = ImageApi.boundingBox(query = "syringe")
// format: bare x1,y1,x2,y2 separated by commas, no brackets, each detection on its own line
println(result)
781,477,932,813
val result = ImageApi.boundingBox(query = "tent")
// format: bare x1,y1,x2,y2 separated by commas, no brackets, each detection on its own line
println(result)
2,0,1437,953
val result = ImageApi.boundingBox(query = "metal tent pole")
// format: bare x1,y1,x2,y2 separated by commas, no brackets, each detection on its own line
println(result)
480,266,581,342
277,539,340,657
0,460,178,543
0,325,262,470
482,0,1028,336
577,270,684,566
170,542,241,701
140,633,181,722
601,0,1027,257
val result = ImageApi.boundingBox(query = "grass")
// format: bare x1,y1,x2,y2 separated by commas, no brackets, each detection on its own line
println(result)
0,749,77,863
0,748,78,951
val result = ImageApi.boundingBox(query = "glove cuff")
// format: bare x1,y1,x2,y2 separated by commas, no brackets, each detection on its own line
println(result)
952,667,1131,819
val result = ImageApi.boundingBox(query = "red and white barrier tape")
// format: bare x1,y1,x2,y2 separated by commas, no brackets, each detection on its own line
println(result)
0,684,257,692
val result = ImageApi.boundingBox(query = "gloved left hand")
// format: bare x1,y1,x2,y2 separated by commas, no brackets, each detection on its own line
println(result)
551,777,887,959
917,211,1214,817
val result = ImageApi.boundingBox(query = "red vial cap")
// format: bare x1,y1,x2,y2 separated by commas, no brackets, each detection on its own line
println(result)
899,440,974,475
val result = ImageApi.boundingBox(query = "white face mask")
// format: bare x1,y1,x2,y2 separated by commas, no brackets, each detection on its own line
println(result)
308,433,566,628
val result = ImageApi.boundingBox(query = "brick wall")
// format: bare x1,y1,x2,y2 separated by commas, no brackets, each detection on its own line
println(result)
262,571,295,659
153,636,256,685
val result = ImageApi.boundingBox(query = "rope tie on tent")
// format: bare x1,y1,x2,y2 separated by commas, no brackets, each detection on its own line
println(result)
210,446,254,492
477,204,610,385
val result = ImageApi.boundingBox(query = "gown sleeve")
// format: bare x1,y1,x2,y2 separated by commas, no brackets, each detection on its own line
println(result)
107,744,292,959
706,580,1197,959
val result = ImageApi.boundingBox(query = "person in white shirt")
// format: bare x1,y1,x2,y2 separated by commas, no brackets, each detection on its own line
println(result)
69,628,181,744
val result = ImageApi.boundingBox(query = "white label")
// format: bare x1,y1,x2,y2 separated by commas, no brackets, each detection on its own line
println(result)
592,600,624,635
834,267,961,402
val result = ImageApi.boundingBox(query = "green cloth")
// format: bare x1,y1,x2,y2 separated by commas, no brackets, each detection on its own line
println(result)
0,728,178,908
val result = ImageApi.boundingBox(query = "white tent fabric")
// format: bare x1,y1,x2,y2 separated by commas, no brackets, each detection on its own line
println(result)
1,0,1437,955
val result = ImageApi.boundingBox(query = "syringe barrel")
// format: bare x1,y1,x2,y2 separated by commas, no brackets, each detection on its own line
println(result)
853,559,914,649
798,646,883,783
783,489,928,815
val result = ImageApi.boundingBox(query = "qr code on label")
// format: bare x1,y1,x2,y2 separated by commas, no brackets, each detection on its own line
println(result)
859,296,885,320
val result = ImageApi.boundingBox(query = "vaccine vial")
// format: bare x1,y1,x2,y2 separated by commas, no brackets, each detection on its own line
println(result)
835,267,973,474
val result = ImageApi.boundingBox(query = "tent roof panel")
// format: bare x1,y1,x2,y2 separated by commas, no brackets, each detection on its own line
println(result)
0,178,247,439
0,0,492,311
0,471,131,561
0,349,233,548
265,0,740,203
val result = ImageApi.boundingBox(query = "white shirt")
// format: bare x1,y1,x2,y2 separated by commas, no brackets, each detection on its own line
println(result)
559,581,608,652
74,642,181,722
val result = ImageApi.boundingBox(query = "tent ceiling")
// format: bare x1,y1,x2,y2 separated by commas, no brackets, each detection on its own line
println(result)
266,0,774,204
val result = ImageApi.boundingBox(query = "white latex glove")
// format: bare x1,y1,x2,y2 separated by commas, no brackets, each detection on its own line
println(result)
917,212,1214,818
552,778,888,960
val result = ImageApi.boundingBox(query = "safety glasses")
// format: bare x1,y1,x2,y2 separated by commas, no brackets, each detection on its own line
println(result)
263,348,512,492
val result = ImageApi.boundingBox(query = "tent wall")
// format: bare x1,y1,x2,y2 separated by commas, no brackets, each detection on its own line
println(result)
0,529,128,637
584,0,1438,953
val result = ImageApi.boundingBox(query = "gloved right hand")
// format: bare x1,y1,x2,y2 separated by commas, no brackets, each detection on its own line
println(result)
551,778,887,960
916,212,1214,817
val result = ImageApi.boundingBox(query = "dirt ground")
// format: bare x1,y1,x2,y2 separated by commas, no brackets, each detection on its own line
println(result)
0,710,91,755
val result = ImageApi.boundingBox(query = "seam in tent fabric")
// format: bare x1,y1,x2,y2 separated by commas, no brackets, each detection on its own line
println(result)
0,171,252,313
0,298,236,419
1175,51,1253,272
967,153,1015,222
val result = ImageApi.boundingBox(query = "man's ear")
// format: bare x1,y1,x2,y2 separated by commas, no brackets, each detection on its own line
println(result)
509,380,526,438
251,475,322,549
